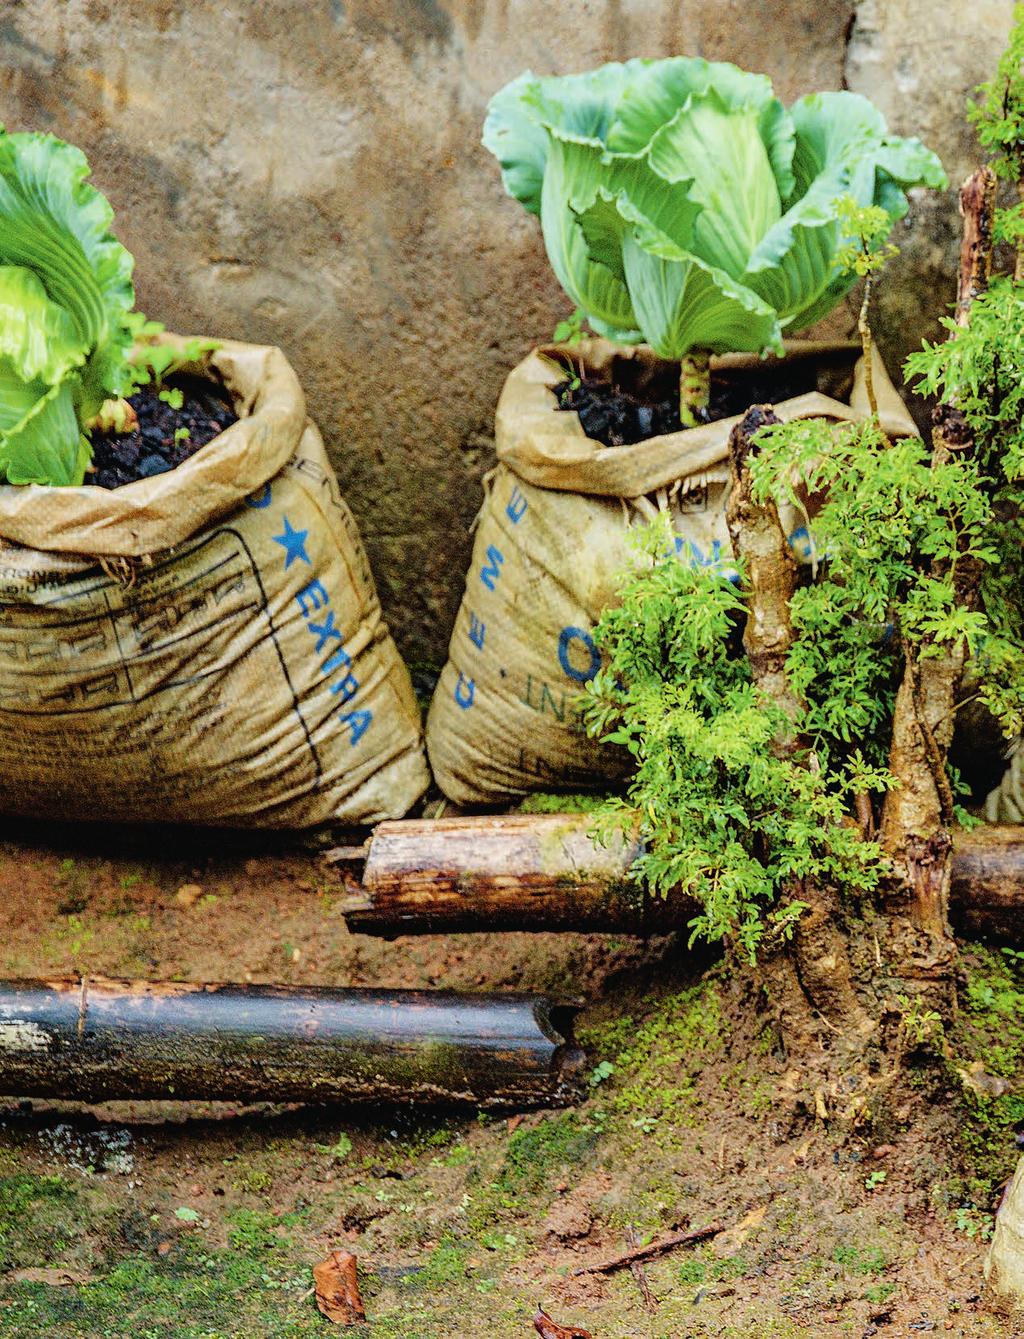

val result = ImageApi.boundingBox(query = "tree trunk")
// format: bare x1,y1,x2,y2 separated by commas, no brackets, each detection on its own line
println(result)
880,169,997,970
726,406,873,1048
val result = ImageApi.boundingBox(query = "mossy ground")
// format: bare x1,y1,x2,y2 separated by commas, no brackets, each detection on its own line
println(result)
0,829,1016,1337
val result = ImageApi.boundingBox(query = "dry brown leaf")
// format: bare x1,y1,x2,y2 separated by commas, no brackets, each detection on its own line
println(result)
711,1204,767,1256
312,1249,365,1326
534,1307,594,1339
174,883,204,909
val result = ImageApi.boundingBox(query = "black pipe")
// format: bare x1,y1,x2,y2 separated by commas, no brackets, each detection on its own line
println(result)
0,978,584,1109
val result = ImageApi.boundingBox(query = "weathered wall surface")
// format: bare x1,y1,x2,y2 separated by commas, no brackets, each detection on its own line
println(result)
0,0,1014,665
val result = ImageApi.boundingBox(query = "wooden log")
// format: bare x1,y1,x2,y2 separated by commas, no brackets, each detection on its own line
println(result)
334,813,673,935
0,978,584,1108
334,814,1024,942
951,824,1024,940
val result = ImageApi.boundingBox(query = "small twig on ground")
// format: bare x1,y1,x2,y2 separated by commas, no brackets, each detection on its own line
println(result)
571,1222,722,1277
626,1224,658,1313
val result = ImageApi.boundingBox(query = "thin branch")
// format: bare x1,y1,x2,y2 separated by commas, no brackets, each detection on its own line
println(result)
955,167,998,330
571,1223,722,1277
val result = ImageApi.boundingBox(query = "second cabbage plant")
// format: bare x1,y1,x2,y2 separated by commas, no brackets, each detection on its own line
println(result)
484,58,947,423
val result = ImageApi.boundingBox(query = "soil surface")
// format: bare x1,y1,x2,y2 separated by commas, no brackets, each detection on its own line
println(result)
0,818,1016,1338
553,362,821,448
88,378,237,489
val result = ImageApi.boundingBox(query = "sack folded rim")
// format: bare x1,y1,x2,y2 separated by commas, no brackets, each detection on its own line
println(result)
0,334,307,557
495,337,918,498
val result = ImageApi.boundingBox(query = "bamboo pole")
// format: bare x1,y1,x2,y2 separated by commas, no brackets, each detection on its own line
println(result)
332,814,1024,942
0,978,584,1108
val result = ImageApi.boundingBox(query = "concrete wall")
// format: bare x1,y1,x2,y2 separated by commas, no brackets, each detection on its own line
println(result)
0,0,1014,666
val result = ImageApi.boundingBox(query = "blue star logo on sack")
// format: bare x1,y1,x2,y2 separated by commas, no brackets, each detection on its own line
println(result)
273,516,311,568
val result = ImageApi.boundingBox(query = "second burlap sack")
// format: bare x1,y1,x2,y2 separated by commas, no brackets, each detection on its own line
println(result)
427,338,917,806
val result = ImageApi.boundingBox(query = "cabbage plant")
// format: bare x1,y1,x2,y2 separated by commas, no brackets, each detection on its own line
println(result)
484,58,947,425
0,125,136,485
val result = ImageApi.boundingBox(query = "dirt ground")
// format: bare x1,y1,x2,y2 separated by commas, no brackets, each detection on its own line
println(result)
0,817,1019,1338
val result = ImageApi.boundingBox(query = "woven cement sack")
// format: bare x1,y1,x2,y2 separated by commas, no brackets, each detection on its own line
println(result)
0,337,428,827
427,338,917,806
986,1155,1024,1310
986,739,1024,823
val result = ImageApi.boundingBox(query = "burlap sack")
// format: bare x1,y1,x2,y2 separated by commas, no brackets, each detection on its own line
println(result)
986,1155,1024,1309
986,741,1024,822
0,337,429,827
427,338,917,806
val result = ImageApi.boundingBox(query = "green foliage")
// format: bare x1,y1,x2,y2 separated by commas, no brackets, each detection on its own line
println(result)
313,1132,352,1161
585,515,883,960
968,3,1024,181
0,128,218,487
483,58,945,360
0,126,135,484
904,280,1024,735
895,993,944,1048
551,306,588,346
834,196,899,278
588,363,1024,956
123,311,218,390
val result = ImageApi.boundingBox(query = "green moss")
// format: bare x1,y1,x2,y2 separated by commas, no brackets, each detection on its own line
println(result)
0,1242,320,1338
517,792,610,814
225,1208,305,1254
406,1237,468,1288
951,946,1024,1203
0,1173,79,1271
231,1166,274,1196
581,982,724,1146
675,1250,750,1287
832,1244,888,1275
499,1113,598,1194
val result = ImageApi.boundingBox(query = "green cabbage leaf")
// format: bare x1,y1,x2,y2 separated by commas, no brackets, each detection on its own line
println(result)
0,127,135,485
483,59,947,362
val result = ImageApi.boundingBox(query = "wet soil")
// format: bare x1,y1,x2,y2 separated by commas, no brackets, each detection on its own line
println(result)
88,377,237,489
0,819,1011,1337
553,361,821,448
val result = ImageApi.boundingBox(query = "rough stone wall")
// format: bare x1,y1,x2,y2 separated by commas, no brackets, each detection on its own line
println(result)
845,0,1015,375
0,0,1014,666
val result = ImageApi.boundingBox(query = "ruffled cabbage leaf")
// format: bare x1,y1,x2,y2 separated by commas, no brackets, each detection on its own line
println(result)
0,126,135,485
483,58,947,364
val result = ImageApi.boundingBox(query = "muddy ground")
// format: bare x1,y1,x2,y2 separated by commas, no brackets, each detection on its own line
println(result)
0,818,1019,1338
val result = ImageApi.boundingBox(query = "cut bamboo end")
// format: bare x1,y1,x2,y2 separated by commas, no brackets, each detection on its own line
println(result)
0,977,585,1109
